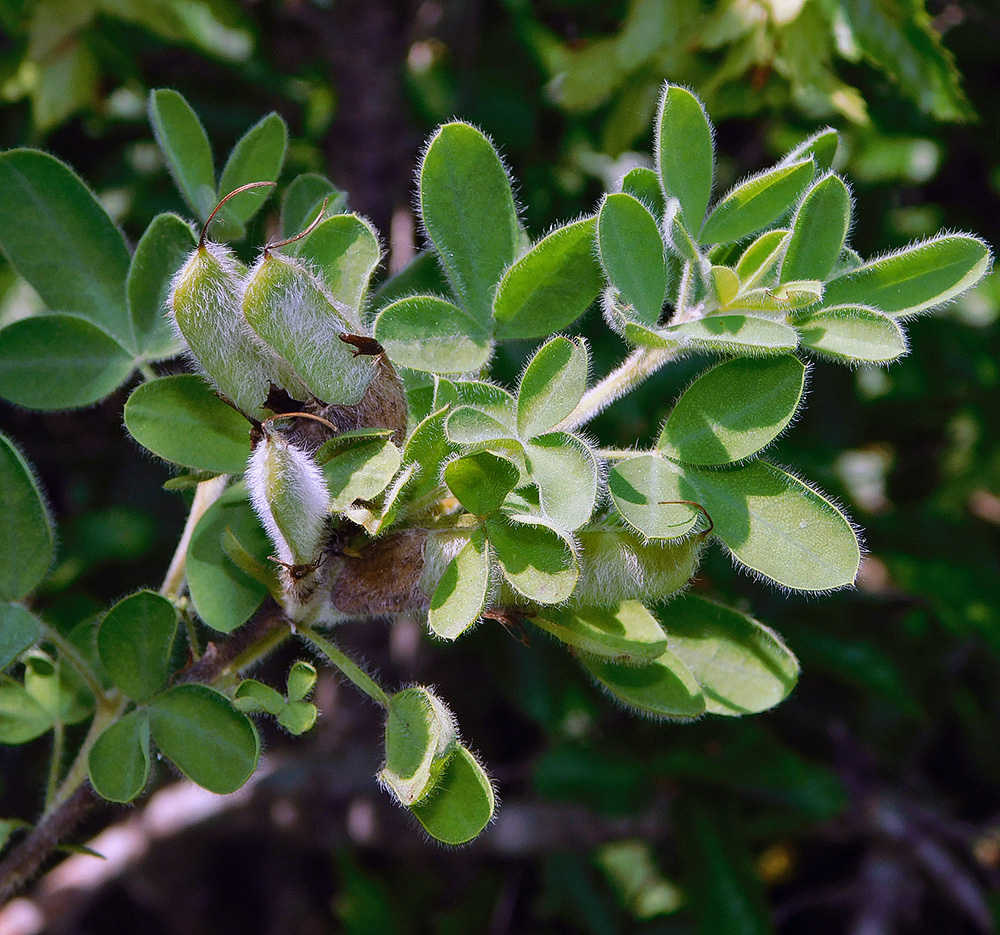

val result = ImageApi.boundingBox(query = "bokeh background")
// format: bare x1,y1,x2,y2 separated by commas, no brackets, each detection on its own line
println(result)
1,1,1000,932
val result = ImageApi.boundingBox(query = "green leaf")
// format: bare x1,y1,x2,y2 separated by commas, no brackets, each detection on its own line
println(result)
124,374,253,474
493,217,603,340
574,528,703,606
97,590,178,703
286,661,316,703
0,433,53,601
655,85,714,231
88,710,151,803
148,684,259,794
735,230,788,288
281,173,345,240
374,295,490,374
446,406,518,446
445,451,520,516
526,433,598,531
700,160,814,245
320,436,402,512
243,253,376,405
0,604,42,671
674,793,775,935
295,214,381,313
234,679,285,716
580,647,705,719
710,265,740,307
662,594,799,715
781,174,851,283
486,513,578,603
0,314,135,410
277,701,317,735
186,483,272,633
780,128,839,172
419,122,519,324
797,306,906,363
532,601,667,663
127,213,194,359
427,527,490,640
217,112,287,226
658,355,806,465
659,314,799,354
681,460,861,591
517,336,588,438
821,235,991,317
402,406,452,502
621,166,665,218
0,149,133,349
608,455,701,539
410,745,494,845
148,88,217,220
597,194,667,328
380,686,457,805
23,655,91,724
0,679,53,743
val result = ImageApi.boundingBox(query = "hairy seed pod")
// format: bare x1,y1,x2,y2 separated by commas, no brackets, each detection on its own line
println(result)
243,253,377,408
169,241,305,417
246,430,330,568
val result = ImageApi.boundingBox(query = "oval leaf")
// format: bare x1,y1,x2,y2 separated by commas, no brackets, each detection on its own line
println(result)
680,460,861,591
380,686,457,805
427,528,490,640
148,89,216,220
127,213,194,359
608,455,701,539
658,355,806,465
97,590,178,703
217,112,287,226
493,217,604,340
822,235,991,317
797,306,906,363
525,433,598,531
186,483,272,633
295,214,381,314
374,295,490,374
420,122,519,324
0,434,53,601
735,229,788,288
88,710,151,803
124,374,253,474
700,159,813,245
781,174,851,283
532,601,668,663
445,451,520,516
656,85,714,232
661,314,798,354
149,684,259,794
662,594,799,715
486,513,578,604
517,336,588,438
580,648,705,719
410,745,495,845
0,314,135,410
0,149,133,349
597,193,668,328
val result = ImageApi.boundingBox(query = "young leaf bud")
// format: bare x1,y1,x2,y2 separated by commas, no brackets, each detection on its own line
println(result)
246,429,330,568
243,253,378,408
169,241,305,417
379,686,458,806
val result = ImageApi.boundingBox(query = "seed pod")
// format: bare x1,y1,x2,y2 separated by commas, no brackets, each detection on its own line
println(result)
243,252,378,408
572,527,703,606
169,241,304,417
246,430,330,568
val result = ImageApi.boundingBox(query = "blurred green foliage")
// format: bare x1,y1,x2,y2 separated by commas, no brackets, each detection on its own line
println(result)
1,0,999,932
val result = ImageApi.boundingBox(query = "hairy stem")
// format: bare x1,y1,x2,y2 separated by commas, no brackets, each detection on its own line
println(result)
160,475,229,601
43,720,64,813
555,346,677,433
298,626,390,709
40,623,104,700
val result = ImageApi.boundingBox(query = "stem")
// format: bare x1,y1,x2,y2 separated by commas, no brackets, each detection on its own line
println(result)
597,448,642,460
39,624,104,699
555,346,676,433
182,611,202,662
298,626,390,709
138,362,158,381
673,261,694,322
44,720,64,812
160,475,229,601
